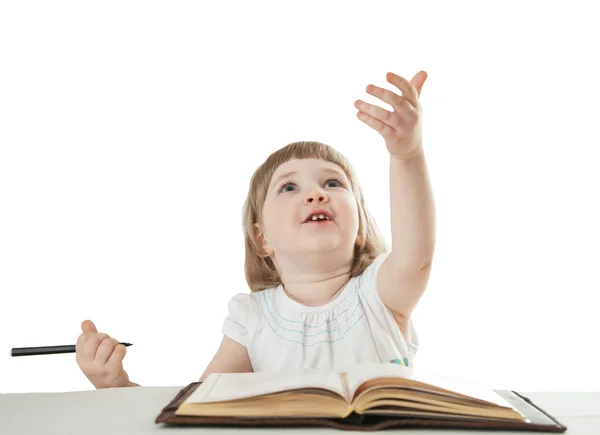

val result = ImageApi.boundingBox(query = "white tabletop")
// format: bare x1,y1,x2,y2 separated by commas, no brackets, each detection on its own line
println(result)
1,387,599,434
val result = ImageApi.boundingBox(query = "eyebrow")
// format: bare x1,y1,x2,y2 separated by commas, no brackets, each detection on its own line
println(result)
270,167,345,189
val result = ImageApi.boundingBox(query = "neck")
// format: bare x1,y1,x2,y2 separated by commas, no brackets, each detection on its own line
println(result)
277,254,354,307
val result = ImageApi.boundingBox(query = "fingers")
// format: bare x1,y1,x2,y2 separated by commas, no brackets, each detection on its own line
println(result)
106,344,127,369
385,72,420,107
366,84,416,115
354,100,397,129
81,319,98,334
82,333,110,361
95,337,122,366
76,321,100,361
356,111,395,138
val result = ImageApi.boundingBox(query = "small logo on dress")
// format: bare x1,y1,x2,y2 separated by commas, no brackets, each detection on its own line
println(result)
390,358,409,367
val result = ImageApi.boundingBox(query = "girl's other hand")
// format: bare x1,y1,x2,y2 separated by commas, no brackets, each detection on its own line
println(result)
75,320,131,388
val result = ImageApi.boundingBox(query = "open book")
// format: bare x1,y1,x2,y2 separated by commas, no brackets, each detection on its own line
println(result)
175,363,525,422
156,363,567,431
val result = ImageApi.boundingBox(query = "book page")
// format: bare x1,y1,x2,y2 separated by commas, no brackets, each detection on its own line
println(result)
184,368,347,404
344,363,515,409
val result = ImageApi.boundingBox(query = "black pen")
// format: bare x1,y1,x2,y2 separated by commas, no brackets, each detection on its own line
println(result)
10,342,133,357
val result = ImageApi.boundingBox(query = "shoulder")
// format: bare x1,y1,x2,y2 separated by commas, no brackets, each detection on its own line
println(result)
224,288,275,327
225,290,265,317
222,288,277,347
359,251,391,288
356,252,418,348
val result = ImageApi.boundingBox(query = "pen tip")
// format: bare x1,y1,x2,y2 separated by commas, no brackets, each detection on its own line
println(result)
123,342,133,347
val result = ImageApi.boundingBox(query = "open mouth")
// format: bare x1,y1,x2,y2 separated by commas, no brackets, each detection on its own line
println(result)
306,214,331,222
303,210,334,223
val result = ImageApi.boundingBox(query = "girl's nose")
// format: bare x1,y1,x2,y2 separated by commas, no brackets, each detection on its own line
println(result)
304,189,329,205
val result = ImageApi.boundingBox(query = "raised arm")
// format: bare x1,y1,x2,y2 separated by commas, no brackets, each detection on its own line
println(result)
355,71,436,325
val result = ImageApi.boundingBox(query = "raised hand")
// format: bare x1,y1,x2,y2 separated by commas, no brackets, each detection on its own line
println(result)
355,70,428,160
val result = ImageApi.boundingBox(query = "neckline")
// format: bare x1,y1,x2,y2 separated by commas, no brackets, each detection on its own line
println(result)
275,276,358,314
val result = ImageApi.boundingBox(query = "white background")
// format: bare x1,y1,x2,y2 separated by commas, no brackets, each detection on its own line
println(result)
1,1,598,394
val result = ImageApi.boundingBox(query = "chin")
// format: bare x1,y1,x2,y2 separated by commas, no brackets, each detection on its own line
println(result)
299,237,346,254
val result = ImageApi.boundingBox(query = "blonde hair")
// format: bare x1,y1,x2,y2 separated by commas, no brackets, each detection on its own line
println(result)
242,141,388,292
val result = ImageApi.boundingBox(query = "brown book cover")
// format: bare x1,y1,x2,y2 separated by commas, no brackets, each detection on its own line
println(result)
155,382,567,432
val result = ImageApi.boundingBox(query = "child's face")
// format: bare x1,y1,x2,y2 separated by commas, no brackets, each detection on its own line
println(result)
258,158,360,263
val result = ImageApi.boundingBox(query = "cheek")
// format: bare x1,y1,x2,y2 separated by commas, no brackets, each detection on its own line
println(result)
339,195,360,232
271,203,293,228
264,200,296,241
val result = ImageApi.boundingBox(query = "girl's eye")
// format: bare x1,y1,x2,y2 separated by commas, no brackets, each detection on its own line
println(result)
278,183,296,193
325,178,343,188
277,178,343,194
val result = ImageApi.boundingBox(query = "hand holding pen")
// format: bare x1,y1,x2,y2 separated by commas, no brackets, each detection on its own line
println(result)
11,320,137,388
74,320,135,388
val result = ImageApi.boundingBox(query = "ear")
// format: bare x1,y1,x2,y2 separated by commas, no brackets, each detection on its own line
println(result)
254,223,274,257
355,234,363,247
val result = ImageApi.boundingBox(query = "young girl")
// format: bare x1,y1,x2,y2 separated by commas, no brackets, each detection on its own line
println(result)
75,70,436,389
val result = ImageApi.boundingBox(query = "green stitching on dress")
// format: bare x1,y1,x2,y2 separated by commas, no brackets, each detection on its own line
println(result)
257,276,368,346
266,277,362,327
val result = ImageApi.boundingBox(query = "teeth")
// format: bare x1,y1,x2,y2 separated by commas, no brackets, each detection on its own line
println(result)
310,214,329,221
